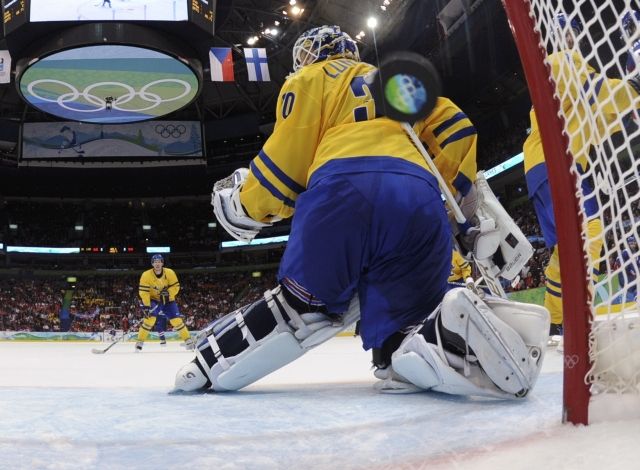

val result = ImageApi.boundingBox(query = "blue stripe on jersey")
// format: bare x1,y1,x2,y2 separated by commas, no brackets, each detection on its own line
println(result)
432,112,466,137
258,150,306,195
453,172,473,196
250,161,297,208
593,77,604,104
547,278,562,289
582,73,593,105
546,286,562,298
440,126,477,149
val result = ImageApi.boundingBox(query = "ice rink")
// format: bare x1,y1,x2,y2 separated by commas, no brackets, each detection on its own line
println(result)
0,337,637,469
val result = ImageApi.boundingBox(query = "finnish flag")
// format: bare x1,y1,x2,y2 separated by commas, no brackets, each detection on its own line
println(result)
244,48,271,82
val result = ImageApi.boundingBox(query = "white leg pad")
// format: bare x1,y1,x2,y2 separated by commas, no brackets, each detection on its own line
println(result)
439,288,547,396
391,332,516,399
207,331,305,391
184,287,360,392
389,287,549,399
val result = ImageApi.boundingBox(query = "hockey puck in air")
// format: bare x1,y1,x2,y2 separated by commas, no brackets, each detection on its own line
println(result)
367,51,441,123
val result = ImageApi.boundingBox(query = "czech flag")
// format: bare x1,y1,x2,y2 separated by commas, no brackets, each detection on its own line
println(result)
209,47,234,82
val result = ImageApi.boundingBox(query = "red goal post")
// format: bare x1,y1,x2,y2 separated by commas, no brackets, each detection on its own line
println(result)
502,0,640,425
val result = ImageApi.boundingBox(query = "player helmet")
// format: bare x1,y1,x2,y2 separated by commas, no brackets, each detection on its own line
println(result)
151,254,164,264
556,13,582,34
292,25,359,72
622,11,640,38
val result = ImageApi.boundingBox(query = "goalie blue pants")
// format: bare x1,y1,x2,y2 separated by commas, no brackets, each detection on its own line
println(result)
278,159,452,350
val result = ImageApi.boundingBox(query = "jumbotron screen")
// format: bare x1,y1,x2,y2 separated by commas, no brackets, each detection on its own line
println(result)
29,0,188,22
18,45,200,123
22,120,203,158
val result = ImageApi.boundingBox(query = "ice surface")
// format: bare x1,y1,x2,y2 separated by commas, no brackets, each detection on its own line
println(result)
0,337,637,469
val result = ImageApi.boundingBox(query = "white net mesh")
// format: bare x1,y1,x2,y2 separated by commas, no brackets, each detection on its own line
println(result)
525,0,640,396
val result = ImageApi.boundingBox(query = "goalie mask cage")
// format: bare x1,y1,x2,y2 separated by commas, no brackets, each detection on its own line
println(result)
502,0,640,424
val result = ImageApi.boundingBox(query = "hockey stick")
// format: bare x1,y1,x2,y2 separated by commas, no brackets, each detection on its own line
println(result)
91,338,120,354
367,52,507,297
401,120,507,297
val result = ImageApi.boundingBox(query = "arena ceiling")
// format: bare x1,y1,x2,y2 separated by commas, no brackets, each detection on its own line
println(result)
0,0,428,129
0,0,529,197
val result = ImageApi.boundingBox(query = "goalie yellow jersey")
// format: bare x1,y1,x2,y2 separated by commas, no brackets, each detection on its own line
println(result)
414,97,477,197
138,268,180,307
240,58,476,222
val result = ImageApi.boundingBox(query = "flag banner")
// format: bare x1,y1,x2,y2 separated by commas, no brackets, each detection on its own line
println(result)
244,48,271,82
209,47,234,82
0,50,11,84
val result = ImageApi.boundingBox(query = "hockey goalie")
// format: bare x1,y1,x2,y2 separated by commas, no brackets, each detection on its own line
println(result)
174,25,549,399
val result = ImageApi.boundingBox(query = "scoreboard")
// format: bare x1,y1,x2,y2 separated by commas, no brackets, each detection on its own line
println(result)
2,0,215,36
189,0,216,35
2,0,28,35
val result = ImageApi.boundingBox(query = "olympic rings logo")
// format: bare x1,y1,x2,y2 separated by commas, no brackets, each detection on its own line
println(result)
154,124,187,138
564,354,580,369
25,79,193,113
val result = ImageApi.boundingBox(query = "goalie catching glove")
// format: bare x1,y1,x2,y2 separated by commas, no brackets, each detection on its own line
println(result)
211,168,273,242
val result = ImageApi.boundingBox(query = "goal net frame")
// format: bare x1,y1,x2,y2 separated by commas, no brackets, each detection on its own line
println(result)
502,0,640,425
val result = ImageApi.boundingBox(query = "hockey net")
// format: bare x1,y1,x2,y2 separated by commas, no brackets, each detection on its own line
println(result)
502,0,640,424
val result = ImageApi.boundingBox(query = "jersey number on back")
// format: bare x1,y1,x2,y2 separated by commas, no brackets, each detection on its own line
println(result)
349,76,373,122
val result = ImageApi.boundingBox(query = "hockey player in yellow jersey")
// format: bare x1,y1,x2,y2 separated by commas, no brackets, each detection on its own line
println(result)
136,254,194,351
176,26,548,401
523,13,639,334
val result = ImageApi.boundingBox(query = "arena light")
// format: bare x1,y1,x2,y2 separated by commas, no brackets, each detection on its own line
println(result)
145,246,171,253
142,224,151,231
484,152,524,179
208,222,217,228
9,224,17,230
220,235,289,249
7,246,80,254
367,17,378,29
74,225,84,231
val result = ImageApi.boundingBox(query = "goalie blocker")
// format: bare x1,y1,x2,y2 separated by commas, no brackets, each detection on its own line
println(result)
175,284,548,400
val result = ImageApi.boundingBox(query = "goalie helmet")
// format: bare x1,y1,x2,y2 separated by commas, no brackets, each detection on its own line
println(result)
622,10,640,39
292,25,359,72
